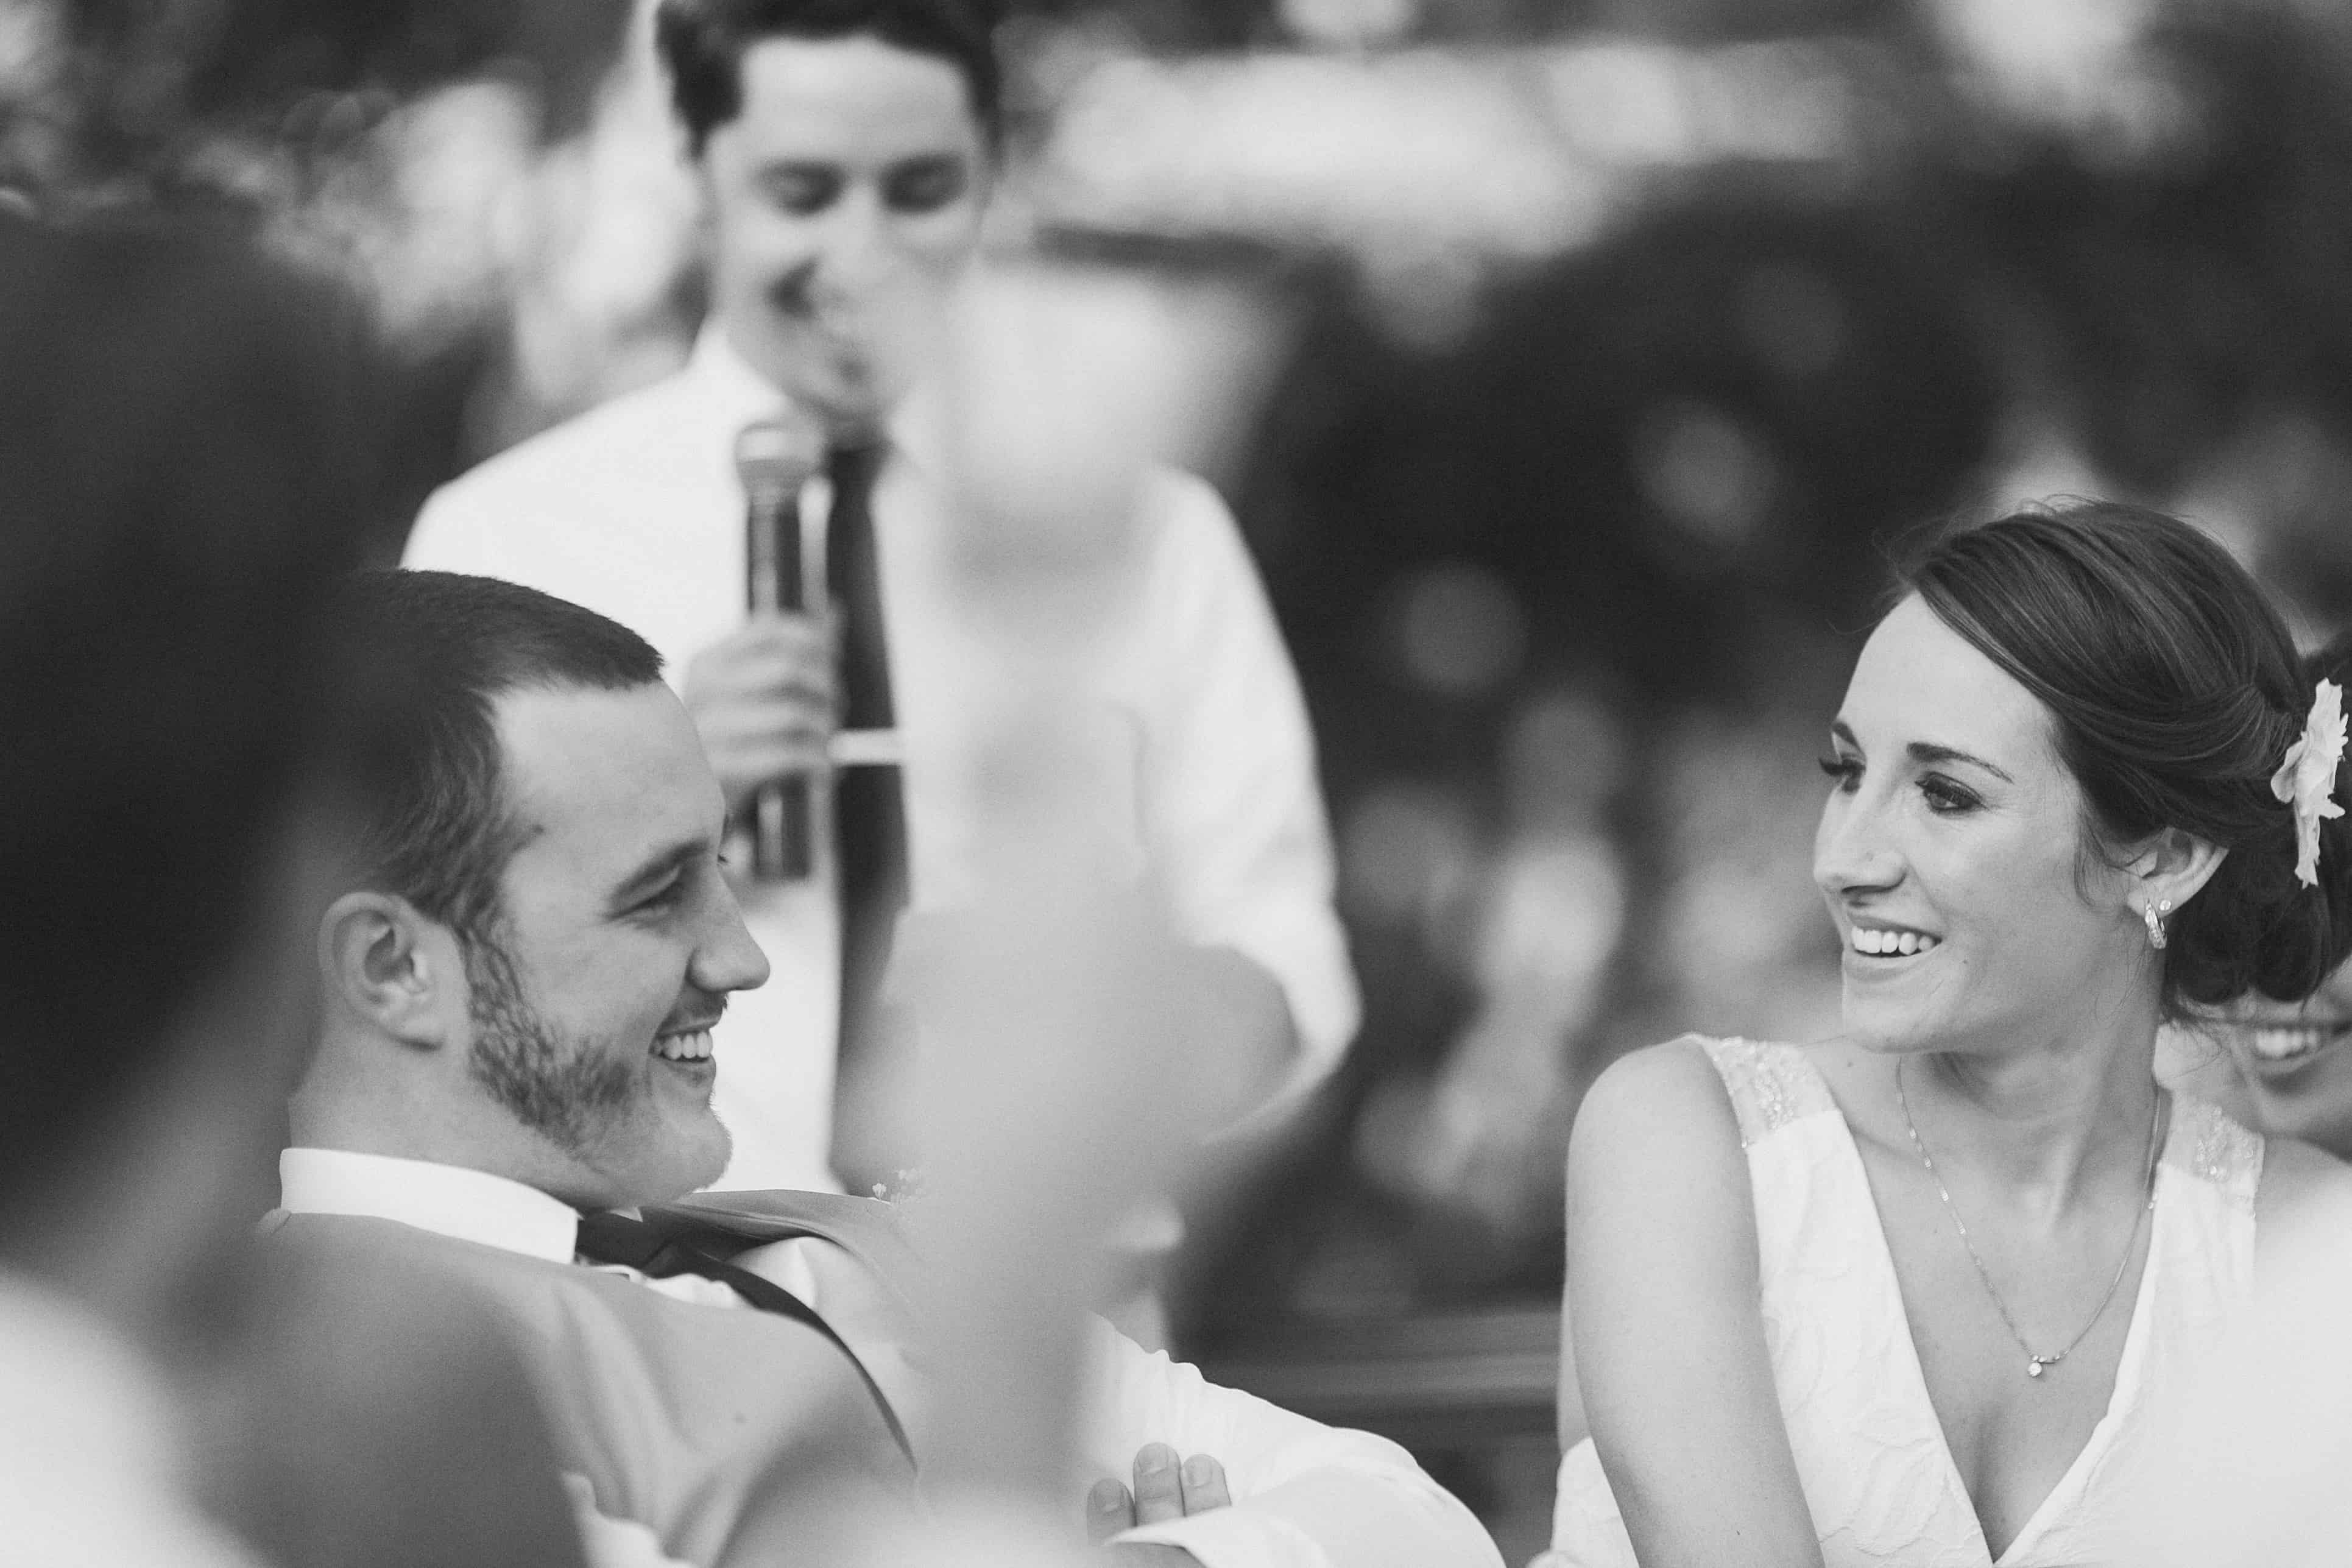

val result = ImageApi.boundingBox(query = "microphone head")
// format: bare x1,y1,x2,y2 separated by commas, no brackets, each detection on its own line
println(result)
735,412,824,495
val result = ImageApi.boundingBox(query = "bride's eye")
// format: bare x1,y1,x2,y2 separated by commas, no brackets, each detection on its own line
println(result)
1919,775,1982,815
1818,754,1862,791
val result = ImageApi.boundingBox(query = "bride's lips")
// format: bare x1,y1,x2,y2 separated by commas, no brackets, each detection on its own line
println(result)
1841,919,1943,967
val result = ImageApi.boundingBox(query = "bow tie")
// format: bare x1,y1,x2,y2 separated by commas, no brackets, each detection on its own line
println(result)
574,1209,914,1466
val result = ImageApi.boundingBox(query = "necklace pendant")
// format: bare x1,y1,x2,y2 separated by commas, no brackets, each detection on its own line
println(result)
2027,1358,2047,1379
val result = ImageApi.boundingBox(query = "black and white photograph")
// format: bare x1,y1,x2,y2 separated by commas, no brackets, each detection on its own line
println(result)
5,1,2352,1564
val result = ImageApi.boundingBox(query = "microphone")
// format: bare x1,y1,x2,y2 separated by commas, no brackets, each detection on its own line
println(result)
736,414,826,881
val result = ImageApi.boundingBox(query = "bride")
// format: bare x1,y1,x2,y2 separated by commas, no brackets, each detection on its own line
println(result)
1545,502,2352,1567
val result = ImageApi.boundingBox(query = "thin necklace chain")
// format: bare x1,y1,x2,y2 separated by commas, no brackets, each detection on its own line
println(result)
1893,1056,2165,1382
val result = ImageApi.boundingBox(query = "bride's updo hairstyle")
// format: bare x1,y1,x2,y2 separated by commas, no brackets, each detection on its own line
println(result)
1902,500,2352,1017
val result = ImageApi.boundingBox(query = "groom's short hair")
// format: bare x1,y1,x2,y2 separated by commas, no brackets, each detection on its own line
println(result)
340,569,663,951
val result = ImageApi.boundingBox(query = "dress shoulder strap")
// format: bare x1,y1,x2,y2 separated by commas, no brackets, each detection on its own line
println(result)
1696,1036,1840,1148
2161,1094,2265,1213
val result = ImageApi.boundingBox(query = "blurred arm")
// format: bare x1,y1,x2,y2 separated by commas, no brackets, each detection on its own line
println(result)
1141,475,1359,1118
1082,1318,1503,1568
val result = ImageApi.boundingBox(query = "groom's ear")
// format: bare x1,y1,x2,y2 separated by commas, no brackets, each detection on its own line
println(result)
320,891,467,1051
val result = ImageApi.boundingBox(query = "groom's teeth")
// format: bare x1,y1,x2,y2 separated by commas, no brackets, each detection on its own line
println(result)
654,1029,713,1062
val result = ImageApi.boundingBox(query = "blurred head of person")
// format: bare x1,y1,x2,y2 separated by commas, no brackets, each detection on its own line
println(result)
656,0,1000,436
0,208,378,1349
1816,501,2352,1065
295,571,770,1210
2201,633,2352,1156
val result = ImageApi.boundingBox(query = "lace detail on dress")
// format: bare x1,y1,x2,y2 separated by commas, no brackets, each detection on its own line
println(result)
1701,1036,1838,1148
2163,1095,2264,1212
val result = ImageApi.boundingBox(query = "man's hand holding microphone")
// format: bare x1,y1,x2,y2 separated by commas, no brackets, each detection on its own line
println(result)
697,415,832,878
682,612,836,821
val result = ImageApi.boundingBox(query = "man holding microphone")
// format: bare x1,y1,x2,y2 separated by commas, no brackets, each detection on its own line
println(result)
406,0,1357,1215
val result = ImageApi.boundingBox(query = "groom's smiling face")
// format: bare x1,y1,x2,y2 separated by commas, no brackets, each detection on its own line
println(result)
461,683,770,1209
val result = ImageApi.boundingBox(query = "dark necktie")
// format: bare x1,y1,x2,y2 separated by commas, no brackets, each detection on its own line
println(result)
572,1208,914,1466
825,442,911,1193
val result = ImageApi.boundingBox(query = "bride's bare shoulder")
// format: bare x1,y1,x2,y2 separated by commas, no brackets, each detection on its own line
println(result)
1566,1037,1760,1276
1575,1036,1738,1136
1569,1037,1750,1185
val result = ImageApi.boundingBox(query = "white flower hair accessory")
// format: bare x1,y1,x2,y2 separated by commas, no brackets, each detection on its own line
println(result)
2271,679,2347,888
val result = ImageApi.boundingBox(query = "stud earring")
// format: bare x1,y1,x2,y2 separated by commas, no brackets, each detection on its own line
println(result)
2144,897,2174,951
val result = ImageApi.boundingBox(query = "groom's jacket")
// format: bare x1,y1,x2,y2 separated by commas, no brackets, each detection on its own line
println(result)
266,1192,921,1567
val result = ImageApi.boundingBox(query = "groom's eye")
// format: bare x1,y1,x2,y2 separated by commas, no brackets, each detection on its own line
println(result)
632,876,687,914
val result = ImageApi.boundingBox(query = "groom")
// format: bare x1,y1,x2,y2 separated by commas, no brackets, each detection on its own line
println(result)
272,569,1499,1568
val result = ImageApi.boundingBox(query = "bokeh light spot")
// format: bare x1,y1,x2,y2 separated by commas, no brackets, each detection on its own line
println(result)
1341,782,1480,929
1393,562,1527,697
1735,261,1847,383
1632,398,1777,549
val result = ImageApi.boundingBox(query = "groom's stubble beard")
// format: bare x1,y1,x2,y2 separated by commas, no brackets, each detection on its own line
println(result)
461,926,644,1159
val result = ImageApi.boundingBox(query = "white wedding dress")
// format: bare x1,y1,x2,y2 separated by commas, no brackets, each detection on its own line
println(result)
1542,1036,2265,1568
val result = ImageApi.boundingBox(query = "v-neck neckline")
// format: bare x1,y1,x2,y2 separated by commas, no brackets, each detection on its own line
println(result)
1817,1067,2174,1566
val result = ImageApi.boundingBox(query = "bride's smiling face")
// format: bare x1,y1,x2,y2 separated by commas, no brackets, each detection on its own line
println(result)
1814,595,2145,1056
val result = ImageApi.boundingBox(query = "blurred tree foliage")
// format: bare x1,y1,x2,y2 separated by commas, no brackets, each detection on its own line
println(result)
1969,5,2352,498
0,0,634,205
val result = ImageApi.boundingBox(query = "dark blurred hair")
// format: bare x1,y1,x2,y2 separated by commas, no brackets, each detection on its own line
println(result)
339,571,662,949
0,211,380,1206
654,0,1001,157
1902,501,2352,1015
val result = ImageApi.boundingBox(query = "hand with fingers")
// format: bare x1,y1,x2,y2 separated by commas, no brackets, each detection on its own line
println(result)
1086,1443,1227,1564
680,613,837,816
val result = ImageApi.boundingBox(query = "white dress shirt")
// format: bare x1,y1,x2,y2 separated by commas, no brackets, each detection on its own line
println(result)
405,324,1358,1192
275,1149,1501,1568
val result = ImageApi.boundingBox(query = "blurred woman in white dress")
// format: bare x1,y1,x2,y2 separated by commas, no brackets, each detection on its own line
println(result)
2114,633,2352,1568
1543,502,2352,1568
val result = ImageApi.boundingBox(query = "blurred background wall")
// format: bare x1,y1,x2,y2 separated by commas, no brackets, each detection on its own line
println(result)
11,0,2351,1556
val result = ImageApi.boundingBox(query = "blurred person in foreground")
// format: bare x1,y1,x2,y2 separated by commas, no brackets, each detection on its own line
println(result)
2105,629,2352,1567
404,0,1355,1206
2159,632,2352,1162
0,213,582,1566
272,567,1500,1568
1544,503,2352,1568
